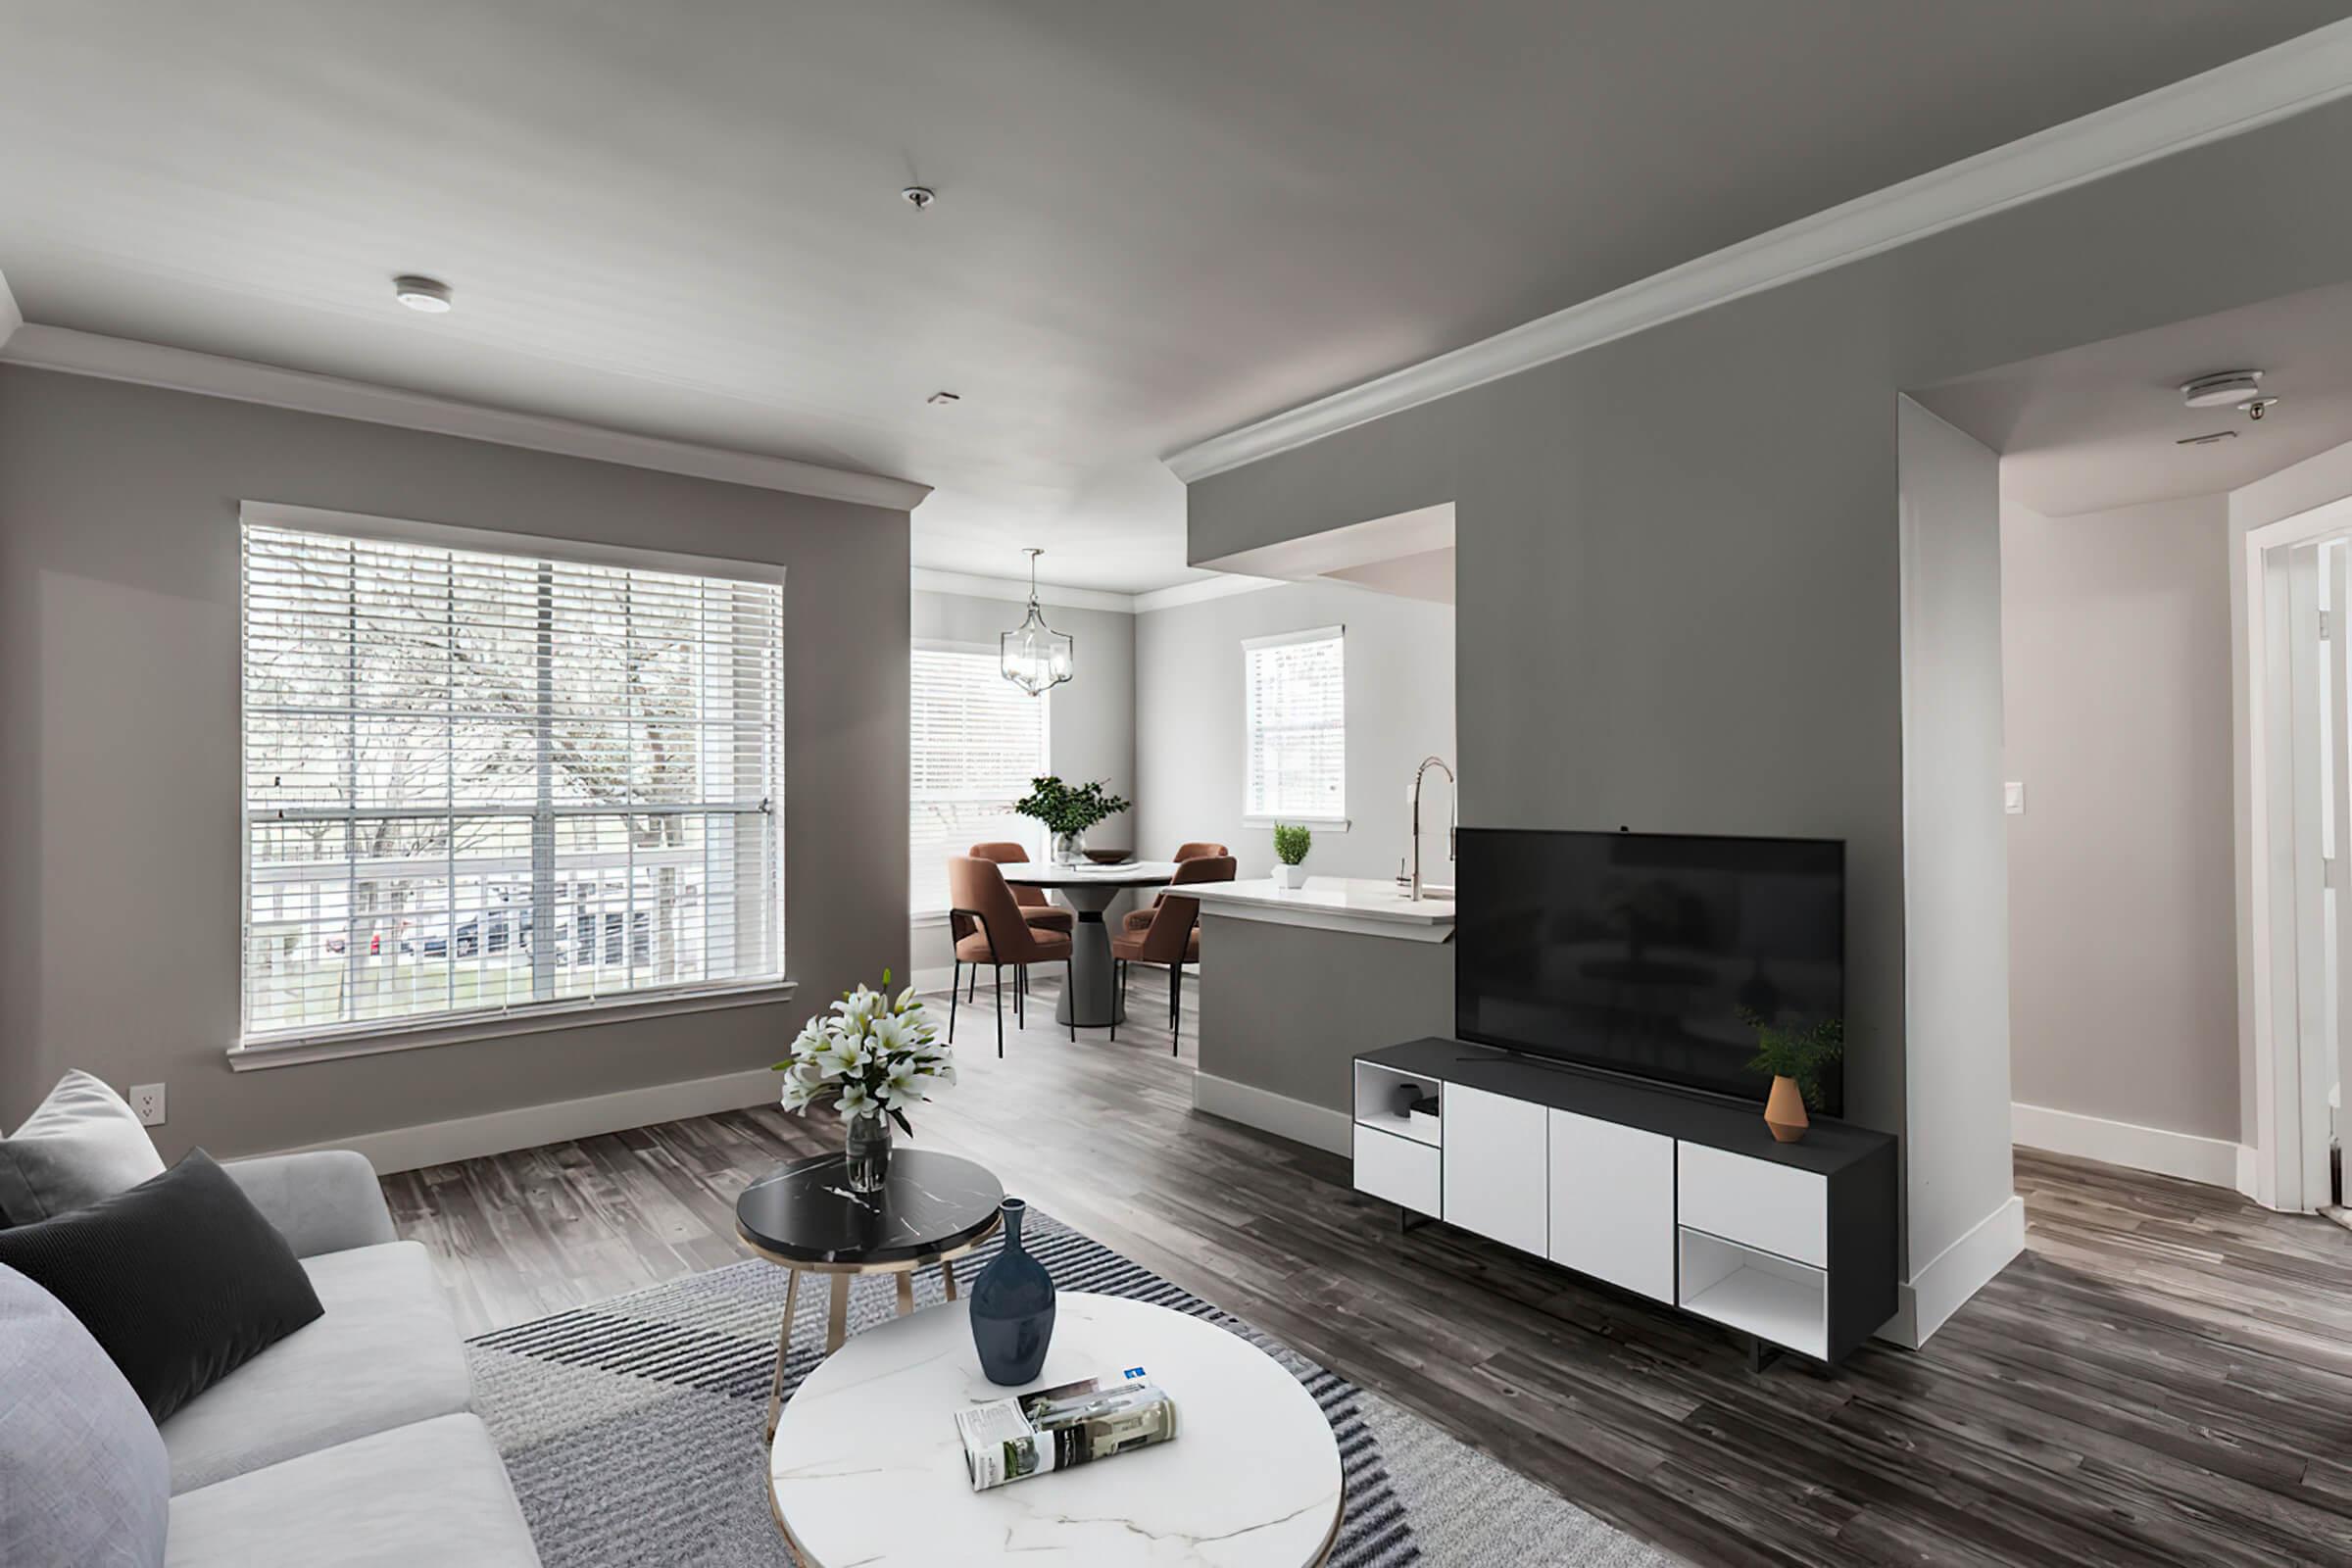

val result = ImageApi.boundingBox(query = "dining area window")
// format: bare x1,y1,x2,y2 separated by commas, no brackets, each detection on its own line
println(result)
1243,624,1346,824
910,643,1049,916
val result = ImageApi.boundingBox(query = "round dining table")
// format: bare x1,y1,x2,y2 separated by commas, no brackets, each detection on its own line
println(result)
997,858,1181,1027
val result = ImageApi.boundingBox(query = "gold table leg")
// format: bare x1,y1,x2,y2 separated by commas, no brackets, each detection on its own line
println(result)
942,1257,957,1300
896,1271,916,1315
825,1274,851,1353
764,1267,802,1441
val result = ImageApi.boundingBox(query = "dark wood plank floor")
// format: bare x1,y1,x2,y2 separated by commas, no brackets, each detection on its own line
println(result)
385,971,2352,1567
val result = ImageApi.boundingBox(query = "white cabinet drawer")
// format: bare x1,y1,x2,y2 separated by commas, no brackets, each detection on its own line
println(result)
1354,1123,1441,1215
1441,1084,1548,1254
1676,1143,1827,1268
1548,1108,1675,1302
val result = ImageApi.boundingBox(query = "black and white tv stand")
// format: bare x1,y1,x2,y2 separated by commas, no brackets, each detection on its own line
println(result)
1352,1039,1897,1366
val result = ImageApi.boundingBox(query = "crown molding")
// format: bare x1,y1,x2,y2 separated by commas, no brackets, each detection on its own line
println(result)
0,323,932,512
909,566,1139,613
0,267,21,353
1164,19,2352,484
1132,572,1287,614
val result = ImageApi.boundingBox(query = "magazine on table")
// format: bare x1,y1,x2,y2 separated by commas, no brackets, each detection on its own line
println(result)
954,1367,1180,1492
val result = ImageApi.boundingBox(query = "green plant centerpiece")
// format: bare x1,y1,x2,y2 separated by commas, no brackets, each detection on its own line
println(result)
1741,1008,1843,1144
1271,823,1312,888
1013,775,1132,864
774,969,954,1191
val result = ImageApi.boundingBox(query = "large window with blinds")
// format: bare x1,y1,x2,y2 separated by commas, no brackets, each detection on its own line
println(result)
1243,624,1347,824
239,509,785,1045
910,643,1048,916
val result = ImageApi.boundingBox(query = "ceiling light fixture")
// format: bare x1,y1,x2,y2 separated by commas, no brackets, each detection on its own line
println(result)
2180,369,2261,408
2176,430,2237,447
901,185,936,212
926,390,960,405
392,274,453,314
1001,549,1074,697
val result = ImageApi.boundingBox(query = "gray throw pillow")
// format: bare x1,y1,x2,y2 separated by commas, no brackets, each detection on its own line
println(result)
0,1071,166,1225
0,1262,169,1568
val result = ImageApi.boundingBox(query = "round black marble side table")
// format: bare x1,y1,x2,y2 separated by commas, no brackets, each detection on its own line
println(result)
734,1149,1004,1438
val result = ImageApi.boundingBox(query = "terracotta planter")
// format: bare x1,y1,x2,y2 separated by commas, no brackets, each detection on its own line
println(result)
1764,1075,1810,1144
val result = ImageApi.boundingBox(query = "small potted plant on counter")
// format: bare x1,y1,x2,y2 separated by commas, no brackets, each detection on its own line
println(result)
1271,823,1311,890
1741,1009,1843,1144
1013,776,1132,865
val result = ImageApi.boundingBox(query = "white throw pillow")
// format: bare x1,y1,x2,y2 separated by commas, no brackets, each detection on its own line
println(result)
0,1262,169,1567
0,1071,166,1225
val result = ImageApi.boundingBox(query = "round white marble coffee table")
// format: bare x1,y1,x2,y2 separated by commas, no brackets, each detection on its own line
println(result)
768,1291,1343,1566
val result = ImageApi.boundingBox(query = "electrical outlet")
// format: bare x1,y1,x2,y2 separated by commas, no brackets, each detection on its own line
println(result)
130,1083,166,1126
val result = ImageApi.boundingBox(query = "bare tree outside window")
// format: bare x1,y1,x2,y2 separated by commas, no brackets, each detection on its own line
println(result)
241,522,783,1040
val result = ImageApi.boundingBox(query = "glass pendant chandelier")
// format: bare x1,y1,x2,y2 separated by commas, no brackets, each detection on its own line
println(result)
1001,548,1075,695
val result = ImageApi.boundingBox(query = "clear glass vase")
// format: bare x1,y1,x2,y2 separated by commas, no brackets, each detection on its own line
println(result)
1051,829,1087,866
843,1110,893,1192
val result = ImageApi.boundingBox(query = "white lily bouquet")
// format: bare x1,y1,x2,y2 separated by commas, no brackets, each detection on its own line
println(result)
774,970,954,1191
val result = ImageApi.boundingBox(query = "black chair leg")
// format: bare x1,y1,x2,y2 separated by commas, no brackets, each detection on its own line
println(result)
949,961,959,1043
1015,965,1025,1029
994,964,1004,1058
1066,960,1076,1042
1109,960,1119,1042
1169,962,1181,1051
968,964,978,1003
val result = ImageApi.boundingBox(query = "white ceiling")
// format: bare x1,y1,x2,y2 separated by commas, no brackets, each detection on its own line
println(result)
1914,278,2352,516
1,2,2339,589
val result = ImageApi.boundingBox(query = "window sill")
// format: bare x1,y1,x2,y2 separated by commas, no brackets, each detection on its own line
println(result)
227,980,798,1072
1245,815,1350,833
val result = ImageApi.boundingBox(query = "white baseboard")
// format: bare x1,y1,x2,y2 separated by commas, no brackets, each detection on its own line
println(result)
2011,1101,2245,1190
910,964,958,996
270,1065,780,1174
1876,1194,2026,1348
2235,1141,2261,1201
1191,1071,1352,1156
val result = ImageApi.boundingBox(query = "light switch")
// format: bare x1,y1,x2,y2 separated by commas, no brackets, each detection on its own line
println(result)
2003,781,2026,815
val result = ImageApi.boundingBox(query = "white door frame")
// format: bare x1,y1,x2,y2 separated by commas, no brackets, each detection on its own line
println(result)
2241,498,2352,1212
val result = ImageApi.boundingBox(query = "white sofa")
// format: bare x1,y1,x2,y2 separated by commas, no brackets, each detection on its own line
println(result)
155,1151,541,1567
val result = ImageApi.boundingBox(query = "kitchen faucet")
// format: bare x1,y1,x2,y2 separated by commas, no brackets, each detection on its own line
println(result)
1405,756,1455,902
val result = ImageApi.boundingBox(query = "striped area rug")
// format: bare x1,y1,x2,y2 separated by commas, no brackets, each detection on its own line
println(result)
466,1209,1671,1567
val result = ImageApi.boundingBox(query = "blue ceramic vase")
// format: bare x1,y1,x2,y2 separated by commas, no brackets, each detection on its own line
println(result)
968,1198,1055,1385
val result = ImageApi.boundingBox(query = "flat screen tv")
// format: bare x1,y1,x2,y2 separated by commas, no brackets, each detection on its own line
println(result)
1453,828,1845,1115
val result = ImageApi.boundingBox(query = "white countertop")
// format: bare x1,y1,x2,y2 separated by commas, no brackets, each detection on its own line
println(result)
1189,876,1456,942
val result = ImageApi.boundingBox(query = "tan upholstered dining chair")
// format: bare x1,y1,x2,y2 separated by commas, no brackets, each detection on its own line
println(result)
956,841,1074,1005
1110,855,1234,1053
946,856,1076,1056
1121,842,1230,934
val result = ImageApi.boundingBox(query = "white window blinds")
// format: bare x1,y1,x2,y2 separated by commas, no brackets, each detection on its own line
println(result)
910,644,1048,915
240,515,785,1043
1244,625,1346,822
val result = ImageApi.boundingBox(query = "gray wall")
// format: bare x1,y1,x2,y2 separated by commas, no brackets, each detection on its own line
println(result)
2004,494,2238,1143
1136,580,1455,882
1196,914,1453,1114
907,587,1137,973
1895,400,2013,1274
0,367,910,1159
1185,97,2352,1276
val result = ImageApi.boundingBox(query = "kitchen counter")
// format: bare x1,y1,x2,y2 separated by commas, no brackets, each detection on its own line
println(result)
1186,876,1456,943
1191,877,1456,1153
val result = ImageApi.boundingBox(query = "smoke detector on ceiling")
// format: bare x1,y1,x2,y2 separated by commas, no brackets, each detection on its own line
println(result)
2180,369,2262,409
392,274,453,314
